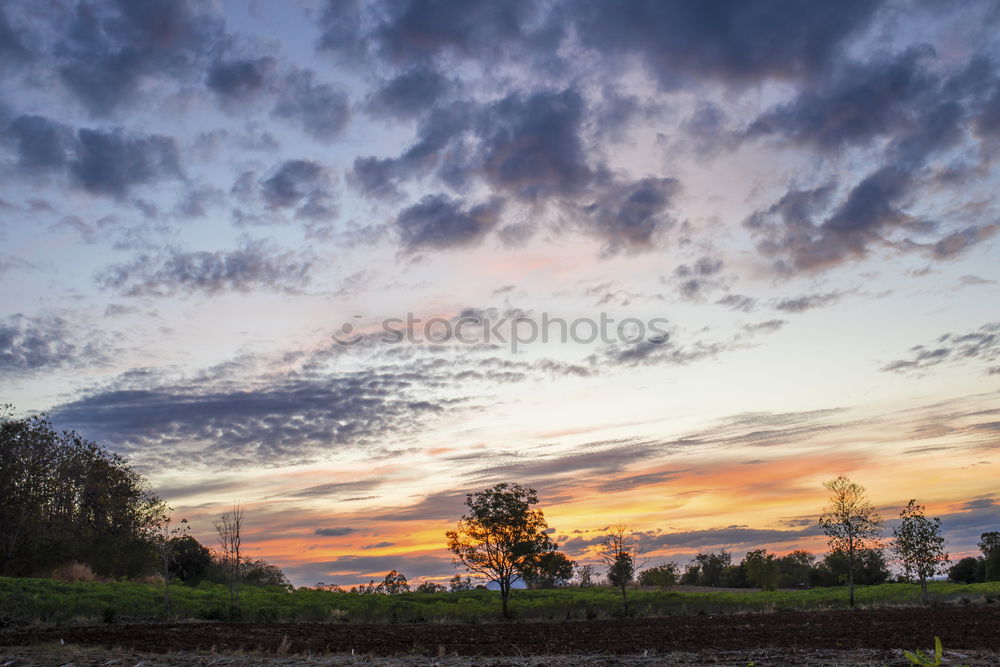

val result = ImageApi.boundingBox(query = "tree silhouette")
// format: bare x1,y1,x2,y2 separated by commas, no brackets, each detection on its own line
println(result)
596,524,645,616
446,482,555,618
892,499,949,603
818,476,882,607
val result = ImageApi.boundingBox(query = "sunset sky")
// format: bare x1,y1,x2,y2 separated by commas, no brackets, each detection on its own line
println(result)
2,0,999,587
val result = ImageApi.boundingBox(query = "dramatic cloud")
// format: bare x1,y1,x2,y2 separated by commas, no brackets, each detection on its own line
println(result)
365,67,451,121
315,527,355,537
394,194,503,252
882,323,1000,374
47,364,452,469
1,116,181,198
0,313,114,378
54,0,222,115
207,57,276,102
272,68,351,140
581,178,680,253
259,159,336,219
477,89,591,200
571,0,881,89
71,129,181,197
96,239,313,296
2,115,74,170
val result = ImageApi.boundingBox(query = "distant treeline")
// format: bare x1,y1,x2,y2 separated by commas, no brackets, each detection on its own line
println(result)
2,406,998,595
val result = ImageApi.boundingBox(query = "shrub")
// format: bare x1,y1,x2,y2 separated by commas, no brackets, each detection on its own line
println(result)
51,562,96,582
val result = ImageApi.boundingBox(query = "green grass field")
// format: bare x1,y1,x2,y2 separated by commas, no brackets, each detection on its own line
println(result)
2,577,999,625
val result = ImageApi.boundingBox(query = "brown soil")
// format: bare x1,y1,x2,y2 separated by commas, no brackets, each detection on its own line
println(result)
1,606,998,663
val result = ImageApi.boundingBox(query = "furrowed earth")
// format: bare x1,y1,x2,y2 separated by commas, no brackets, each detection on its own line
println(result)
3,606,1000,665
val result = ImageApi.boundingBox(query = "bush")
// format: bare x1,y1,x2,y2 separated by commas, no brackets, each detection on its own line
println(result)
50,562,96,582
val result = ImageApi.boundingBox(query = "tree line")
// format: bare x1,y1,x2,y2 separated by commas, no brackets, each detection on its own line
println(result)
439,478,999,617
0,407,288,618
3,407,998,620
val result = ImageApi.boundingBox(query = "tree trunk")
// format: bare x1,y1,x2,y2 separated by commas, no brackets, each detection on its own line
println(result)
920,577,928,605
848,543,855,608
620,582,630,617
500,580,510,619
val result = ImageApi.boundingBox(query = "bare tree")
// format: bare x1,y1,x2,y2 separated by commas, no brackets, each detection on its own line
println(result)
153,513,188,616
818,476,882,607
215,502,243,618
596,524,646,616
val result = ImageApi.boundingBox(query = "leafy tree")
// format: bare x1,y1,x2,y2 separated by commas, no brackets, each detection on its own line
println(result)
0,407,166,577
168,534,213,584
979,531,1000,581
522,551,575,589
242,558,291,588
448,574,475,592
811,548,889,587
596,525,644,616
776,550,815,588
416,580,446,593
693,551,732,587
445,482,555,618
818,476,883,607
574,563,595,588
947,556,985,584
638,562,679,589
892,499,949,603
680,562,700,585
378,569,410,594
742,549,780,591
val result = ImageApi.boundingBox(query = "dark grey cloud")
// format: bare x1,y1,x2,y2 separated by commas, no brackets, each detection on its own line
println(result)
0,313,114,378
354,0,544,64
96,239,313,297
371,489,470,522
881,322,1000,375
55,0,222,115
581,177,680,254
637,524,823,551
395,194,503,252
0,4,29,63
2,115,74,170
288,479,384,499
571,0,880,89
71,128,181,198
477,89,591,200
206,56,276,102
743,47,1000,274
361,541,395,550
466,439,667,493
746,47,936,152
272,68,351,140
348,102,475,199
596,469,686,494
365,67,451,121
47,363,452,469
773,290,844,313
259,159,336,219
2,116,180,198
315,527,355,537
